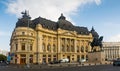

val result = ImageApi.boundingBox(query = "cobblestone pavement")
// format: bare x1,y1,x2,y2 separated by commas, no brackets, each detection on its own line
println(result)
0,64,120,71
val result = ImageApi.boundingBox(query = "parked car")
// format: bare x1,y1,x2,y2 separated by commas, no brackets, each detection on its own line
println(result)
113,60,120,66
49,60,60,64
59,58,69,63
79,59,86,63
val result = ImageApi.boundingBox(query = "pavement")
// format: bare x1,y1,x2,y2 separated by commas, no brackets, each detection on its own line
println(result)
0,62,116,71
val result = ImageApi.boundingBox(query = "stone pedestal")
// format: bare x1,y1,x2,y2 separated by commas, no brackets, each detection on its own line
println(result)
88,51,105,63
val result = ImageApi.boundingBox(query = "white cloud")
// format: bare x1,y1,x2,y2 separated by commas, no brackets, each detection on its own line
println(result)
95,0,101,5
107,34,120,42
5,0,101,21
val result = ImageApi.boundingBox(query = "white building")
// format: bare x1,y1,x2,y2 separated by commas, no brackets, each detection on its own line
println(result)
103,42,120,60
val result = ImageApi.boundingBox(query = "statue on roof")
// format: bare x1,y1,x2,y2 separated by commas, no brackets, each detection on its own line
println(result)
21,10,31,19
58,13,66,20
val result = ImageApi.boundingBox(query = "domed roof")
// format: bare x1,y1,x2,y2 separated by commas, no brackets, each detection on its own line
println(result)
90,27,99,38
15,10,33,28
57,14,74,31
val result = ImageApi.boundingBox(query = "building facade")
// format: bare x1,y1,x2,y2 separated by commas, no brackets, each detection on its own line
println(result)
10,11,99,64
103,42,120,60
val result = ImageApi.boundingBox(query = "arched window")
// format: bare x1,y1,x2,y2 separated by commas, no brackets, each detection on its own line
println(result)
85,46,88,52
30,44,33,51
62,45,65,52
53,44,56,52
22,32,25,35
71,45,74,52
81,55,84,59
42,43,45,51
81,46,84,52
47,44,51,52
67,45,70,52
21,43,25,50
77,46,79,52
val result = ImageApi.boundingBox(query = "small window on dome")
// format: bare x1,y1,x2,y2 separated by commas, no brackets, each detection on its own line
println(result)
22,32,25,35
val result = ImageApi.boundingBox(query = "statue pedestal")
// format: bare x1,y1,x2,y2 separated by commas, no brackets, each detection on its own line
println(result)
88,51,105,63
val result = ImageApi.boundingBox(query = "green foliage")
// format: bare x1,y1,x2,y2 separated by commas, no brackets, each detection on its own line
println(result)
0,54,7,61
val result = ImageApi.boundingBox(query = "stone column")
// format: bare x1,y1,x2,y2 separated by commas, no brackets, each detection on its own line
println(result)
17,54,20,64
74,39,77,53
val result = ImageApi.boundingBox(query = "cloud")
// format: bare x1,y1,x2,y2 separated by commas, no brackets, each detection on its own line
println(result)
95,0,101,5
107,34,120,42
5,0,101,21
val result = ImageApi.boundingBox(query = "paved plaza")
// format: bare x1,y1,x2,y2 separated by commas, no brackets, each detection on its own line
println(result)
0,63,120,71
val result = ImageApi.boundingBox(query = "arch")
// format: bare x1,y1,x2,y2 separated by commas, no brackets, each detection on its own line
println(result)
71,45,74,52
42,43,45,51
53,44,56,52
81,46,84,52
47,44,51,52
67,45,70,52
85,46,88,52
62,45,65,52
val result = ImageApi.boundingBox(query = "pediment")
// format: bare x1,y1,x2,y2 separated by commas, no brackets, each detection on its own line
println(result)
61,31,76,37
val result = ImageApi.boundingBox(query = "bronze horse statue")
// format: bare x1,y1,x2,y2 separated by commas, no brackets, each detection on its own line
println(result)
90,36,103,51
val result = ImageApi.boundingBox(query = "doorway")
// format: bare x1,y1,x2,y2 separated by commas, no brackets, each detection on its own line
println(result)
67,56,70,62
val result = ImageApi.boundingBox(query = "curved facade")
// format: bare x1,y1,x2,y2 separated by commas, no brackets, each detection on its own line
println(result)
10,11,97,64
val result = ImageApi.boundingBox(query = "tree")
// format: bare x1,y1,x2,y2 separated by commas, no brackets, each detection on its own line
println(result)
0,54,7,61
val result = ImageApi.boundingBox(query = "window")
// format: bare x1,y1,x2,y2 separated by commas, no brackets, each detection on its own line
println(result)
62,45,65,52
15,44,18,51
71,45,74,52
42,43,45,51
53,55,56,57
43,55,46,57
30,44,32,51
29,55,33,63
21,43,25,50
81,46,84,52
53,44,56,52
48,55,51,57
47,44,51,52
72,58,74,60
31,33,33,36
77,46,79,52
81,55,84,59
22,32,25,35
85,46,88,52
67,45,70,52
86,55,88,61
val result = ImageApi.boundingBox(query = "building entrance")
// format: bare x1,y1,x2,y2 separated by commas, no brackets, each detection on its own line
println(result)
67,56,70,62
20,54,26,64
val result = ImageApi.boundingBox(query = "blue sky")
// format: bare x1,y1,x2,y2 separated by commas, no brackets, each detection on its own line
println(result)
0,0,120,51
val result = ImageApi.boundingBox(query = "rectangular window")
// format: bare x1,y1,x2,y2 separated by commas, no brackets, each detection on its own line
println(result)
30,44,32,51
21,43,25,50
16,44,18,51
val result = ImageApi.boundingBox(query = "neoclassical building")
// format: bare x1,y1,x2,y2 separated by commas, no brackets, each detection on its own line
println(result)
103,42,120,60
10,11,99,64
